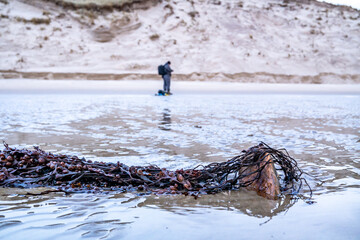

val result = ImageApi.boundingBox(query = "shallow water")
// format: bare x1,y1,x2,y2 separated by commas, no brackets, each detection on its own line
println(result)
0,92,359,239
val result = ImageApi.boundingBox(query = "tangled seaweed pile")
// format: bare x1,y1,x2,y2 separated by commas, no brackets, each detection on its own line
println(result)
0,142,310,198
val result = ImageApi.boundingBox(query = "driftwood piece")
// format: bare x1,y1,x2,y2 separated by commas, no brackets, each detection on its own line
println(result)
240,153,280,199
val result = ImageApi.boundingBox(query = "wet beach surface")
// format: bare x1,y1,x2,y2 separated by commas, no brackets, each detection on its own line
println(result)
0,87,359,239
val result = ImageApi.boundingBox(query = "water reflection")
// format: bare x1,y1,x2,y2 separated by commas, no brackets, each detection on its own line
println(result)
0,187,359,239
136,190,296,218
0,189,296,227
0,188,298,240
158,108,171,131
0,93,359,239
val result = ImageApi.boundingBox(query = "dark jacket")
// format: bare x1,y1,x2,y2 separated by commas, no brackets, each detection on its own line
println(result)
164,63,173,77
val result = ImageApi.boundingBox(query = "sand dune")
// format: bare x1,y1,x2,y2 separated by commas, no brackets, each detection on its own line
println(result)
0,0,359,83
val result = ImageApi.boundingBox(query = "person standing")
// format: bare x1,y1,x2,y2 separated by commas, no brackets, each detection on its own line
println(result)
162,61,173,94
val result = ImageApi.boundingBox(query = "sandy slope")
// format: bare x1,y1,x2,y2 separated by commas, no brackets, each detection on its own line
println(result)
0,0,359,82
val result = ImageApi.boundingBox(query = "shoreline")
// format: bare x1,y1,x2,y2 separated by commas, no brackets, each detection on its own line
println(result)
1,79,359,94
1,70,359,84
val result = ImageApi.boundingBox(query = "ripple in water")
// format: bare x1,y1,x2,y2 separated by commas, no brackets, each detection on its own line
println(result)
0,93,359,239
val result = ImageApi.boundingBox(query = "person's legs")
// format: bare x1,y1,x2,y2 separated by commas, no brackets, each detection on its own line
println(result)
164,75,170,92
163,76,167,92
167,77,171,93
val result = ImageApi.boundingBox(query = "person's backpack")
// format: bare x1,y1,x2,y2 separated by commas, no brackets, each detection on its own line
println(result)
158,89,166,95
158,65,166,76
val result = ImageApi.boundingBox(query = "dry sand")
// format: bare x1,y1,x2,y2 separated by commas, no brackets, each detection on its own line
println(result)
1,79,359,94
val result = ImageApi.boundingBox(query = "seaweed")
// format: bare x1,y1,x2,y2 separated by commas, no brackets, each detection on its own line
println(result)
0,141,311,199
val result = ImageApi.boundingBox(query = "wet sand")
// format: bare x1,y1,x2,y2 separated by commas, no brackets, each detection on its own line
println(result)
0,80,359,239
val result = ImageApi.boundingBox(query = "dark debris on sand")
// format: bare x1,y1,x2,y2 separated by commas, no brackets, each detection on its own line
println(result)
0,141,311,199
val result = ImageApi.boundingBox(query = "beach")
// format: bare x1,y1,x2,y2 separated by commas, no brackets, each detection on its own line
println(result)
1,0,360,239
0,79,359,239
1,79,360,94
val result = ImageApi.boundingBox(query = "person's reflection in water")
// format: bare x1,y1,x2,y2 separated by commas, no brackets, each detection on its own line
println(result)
159,108,171,131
